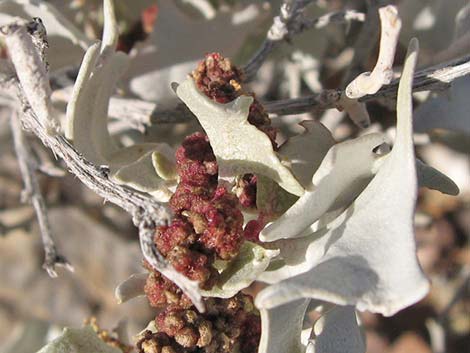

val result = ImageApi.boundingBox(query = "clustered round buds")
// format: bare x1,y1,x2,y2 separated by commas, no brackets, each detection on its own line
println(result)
192,53,278,210
137,293,261,353
144,270,193,310
145,132,245,305
192,52,244,104
142,53,267,353
192,53,277,149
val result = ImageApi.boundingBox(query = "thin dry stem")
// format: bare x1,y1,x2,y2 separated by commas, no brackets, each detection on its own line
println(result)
10,109,73,277
0,19,205,311
266,53,470,116
242,1,365,81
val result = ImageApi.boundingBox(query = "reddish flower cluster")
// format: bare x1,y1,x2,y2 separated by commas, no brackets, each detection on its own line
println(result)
192,53,278,210
192,53,277,149
137,293,261,353
141,53,269,353
145,132,244,308
192,52,244,104
144,270,193,310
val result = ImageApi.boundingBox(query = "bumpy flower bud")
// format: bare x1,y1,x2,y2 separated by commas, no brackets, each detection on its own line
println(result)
144,293,260,353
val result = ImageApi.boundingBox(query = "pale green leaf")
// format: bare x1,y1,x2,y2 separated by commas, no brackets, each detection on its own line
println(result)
201,241,279,298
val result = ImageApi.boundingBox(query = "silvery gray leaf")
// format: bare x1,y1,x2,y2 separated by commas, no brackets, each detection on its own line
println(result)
278,120,335,188
306,306,365,353
256,39,430,317
260,132,387,242
176,78,304,196
65,2,177,200
258,299,310,353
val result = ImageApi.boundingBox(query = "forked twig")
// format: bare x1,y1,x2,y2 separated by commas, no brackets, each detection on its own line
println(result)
242,1,364,81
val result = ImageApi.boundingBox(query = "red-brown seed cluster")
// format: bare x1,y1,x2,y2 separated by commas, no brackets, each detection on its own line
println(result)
192,53,279,210
137,293,261,353
170,133,245,262
144,270,193,310
192,53,277,148
192,52,244,104
145,132,244,306
141,53,269,353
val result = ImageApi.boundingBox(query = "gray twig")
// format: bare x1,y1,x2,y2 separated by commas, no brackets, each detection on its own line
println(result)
86,52,470,127
0,18,206,311
242,0,315,81
265,53,470,116
9,109,72,277
242,1,364,81
50,52,470,128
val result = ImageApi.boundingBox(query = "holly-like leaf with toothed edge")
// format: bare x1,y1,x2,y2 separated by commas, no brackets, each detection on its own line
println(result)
255,39,430,317
277,120,335,188
260,130,459,244
260,132,387,243
65,1,177,202
36,326,121,353
175,78,305,197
